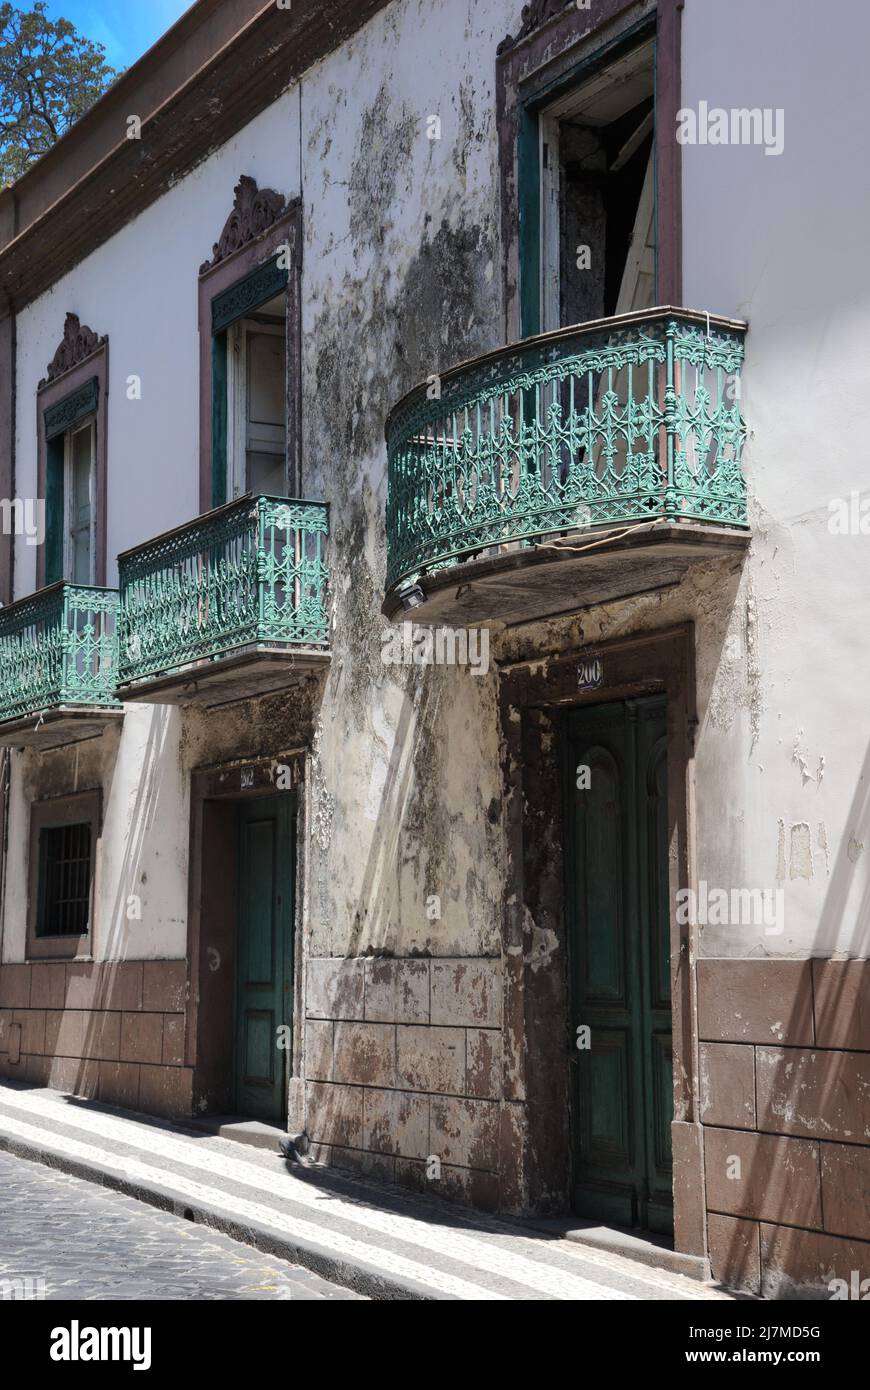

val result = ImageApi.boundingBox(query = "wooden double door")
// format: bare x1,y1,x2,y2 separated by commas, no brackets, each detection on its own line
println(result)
234,795,295,1122
565,695,674,1234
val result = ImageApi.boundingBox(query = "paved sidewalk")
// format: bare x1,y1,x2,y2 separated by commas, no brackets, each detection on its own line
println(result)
0,1081,735,1301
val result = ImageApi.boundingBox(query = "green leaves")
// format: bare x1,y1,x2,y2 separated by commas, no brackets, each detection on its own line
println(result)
0,1,118,185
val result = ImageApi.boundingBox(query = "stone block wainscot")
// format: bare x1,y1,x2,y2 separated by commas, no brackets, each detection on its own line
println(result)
303,957,506,1208
698,958,870,1299
0,960,190,1116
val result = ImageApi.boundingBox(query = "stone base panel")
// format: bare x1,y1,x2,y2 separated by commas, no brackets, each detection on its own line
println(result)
304,956,506,1201
0,959,191,1118
698,958,870,1297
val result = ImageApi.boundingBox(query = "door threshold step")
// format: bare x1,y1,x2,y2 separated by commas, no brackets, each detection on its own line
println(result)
527,1216,710,1281
185,1116,285,1151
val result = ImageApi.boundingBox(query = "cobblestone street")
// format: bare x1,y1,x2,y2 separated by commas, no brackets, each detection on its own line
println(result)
0,1150,363,1301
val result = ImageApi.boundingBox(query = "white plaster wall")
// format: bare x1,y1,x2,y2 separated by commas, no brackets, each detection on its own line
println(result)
2,705,187,961
2,0,518,967
4,87,303,963
682,0,870,957
295,0,513,959
13,87,302,592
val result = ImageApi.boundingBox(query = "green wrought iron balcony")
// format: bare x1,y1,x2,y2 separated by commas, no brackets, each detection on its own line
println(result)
117,495,330,705
384,307,750,626
0,581,122,748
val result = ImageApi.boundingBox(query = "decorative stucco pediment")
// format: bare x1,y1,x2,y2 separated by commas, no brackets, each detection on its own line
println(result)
199,175,289,273
39,313,107,388
498,0,574,54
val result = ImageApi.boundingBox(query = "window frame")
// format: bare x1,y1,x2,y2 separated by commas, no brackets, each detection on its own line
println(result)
36,338,108,590
26,789,102,961
63,414,98,585
226,316,287,503
198,200,302,513
497,0,684,342
535,37,656,331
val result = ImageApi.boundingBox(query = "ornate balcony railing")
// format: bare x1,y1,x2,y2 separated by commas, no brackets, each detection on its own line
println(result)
0,582,120,724
385,308,747,592
117,495,329,687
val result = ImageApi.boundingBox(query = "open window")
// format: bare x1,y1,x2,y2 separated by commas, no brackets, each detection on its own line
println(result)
37,329,107,592
537,36,656,332
198,184,301,513
63,416,97,584
226,295,287,500
44,404,98,587
210,262,289,509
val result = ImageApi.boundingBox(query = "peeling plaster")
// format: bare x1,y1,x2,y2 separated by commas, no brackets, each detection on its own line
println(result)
793,730,824,787
789,822,813,880
817,822,830,875
310,720,336,855
523,908,559,972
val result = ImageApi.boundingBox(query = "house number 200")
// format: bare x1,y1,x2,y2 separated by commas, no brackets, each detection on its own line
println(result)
577,658,603,690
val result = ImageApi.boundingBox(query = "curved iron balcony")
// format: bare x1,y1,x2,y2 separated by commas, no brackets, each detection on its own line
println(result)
384,307,749,625
0,581,121,748
117,494,330,705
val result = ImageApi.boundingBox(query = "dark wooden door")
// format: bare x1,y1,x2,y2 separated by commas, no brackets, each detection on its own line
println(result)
566,695,673,1233
234,795,294,1122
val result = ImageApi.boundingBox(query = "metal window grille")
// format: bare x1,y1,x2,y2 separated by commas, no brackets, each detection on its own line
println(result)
37,822,92,938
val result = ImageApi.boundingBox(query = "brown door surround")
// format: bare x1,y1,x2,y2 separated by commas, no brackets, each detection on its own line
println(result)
187,749,306,1125
497,623,704,1254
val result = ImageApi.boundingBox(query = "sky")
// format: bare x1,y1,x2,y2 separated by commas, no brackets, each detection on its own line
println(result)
40,0,195,71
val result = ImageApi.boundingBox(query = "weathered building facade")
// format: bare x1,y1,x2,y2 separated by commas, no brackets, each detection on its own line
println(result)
0,0,867,1299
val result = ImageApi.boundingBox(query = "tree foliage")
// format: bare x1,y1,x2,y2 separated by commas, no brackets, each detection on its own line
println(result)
0,2,117,185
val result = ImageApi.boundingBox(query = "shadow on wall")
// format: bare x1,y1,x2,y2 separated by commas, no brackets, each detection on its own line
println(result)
345,671,443,958
0,705,192,1118
708,736,870,1299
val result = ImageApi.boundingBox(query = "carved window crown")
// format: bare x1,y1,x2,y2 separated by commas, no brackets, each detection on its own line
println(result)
498,0,575,54
199,175,289,274
39,313,106,388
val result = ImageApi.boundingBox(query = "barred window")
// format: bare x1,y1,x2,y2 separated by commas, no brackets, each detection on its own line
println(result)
37,822,93,938
27,790,100,959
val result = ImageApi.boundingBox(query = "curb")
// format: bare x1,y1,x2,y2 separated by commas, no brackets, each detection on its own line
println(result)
0,1128,443,1301
524,1214,712,1282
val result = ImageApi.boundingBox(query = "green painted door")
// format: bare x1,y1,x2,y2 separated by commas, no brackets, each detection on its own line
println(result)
566,695,673,1234
234,795,294,1122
